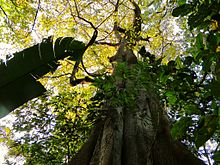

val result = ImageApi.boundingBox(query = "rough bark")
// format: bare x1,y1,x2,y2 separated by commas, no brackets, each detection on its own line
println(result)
69,66,205,165
68,87,205,165
68,2,205,163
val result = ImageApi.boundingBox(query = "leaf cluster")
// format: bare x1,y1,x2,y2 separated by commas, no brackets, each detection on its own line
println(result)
172,1,220,163
172,0,220,31
1,87,96,164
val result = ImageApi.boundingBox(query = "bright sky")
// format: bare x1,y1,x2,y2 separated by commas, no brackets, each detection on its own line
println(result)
0,116,11,164
0,1,216,164
0,145,8,164
0,114,27,164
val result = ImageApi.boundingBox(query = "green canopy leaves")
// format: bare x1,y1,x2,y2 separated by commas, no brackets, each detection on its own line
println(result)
172,1,220,30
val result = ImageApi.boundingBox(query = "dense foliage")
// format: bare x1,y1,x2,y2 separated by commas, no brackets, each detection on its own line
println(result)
0,0,220,164
171,0,220,163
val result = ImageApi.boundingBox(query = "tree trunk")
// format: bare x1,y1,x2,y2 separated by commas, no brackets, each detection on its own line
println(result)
68,37,205,164
69,69,205,165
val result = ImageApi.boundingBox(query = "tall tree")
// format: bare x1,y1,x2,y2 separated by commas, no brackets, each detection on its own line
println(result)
68,1,204,164
1,0,219,164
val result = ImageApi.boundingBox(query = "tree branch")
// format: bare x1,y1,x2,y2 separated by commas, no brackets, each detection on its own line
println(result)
0,5,15,32
129,0,142,35
95,41,120,46
42,73,71,79
28,0,41,35
70,76,95,86
73,0,96,29
203,145,211,165
68,0,100,82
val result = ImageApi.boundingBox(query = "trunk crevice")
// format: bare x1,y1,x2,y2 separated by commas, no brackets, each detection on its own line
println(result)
69,39,205,165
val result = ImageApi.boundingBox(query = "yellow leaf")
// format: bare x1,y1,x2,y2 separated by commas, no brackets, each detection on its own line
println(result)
194,92,200,97
65,111,76,121
4,127,11,136
211,20,218,31
216,46,220,52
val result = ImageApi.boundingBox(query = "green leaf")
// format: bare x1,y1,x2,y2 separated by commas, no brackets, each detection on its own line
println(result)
195,115,218,148
202,57,213,72
54,37,85,61
172,4,193,17
171,117,192,139
0,37,85,117
207,33,217,46
195,33,204,50
188,14,203,30
68,40,86,60
0,137,7,142
213,151,220,163
194,50,212,65
207,33,218,50
167,60,176,72
183,56,193,67
177,0,186,5
175,56,183,69
165,91,177,105
185,104,201,115
210,80,220,98
159,72,169,84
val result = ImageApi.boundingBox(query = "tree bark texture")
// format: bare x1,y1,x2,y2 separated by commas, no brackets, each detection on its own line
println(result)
69,68,205,165
69,32,205,164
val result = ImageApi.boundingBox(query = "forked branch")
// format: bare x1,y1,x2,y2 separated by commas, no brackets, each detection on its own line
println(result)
68,0,101,86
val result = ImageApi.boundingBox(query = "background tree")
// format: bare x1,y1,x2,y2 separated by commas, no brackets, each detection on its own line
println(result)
0,0,219,164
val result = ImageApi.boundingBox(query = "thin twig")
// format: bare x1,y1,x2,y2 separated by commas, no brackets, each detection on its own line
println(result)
0,6,16,34
42,73,71,79
31,0,41,31
203,145,211,165
0,6,11,25
96,11,115,28
96,29,115,42
27,0,41,36
9,0,18,7
198,72,207,86
73,0,96,29
95,41,120,46
68,0,102,79
0,6,9,21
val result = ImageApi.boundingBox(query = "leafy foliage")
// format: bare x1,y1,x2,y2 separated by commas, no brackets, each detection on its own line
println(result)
172,0,220,163
0,0,220,164
172,1,220,30
2,87,96,164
